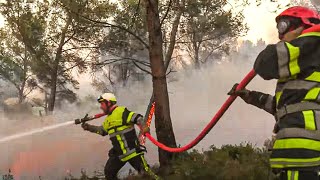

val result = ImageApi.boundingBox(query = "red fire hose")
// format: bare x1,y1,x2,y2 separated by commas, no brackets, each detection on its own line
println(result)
143,69,256,152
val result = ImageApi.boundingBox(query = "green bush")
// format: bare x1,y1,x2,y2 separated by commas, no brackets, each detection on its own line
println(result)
132,143,275,180
61,143,275,180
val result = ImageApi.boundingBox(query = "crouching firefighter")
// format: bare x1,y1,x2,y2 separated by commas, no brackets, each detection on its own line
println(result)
76,93,160,180
228,6,320,180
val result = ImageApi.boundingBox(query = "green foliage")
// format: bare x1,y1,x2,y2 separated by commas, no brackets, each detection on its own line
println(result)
0,0,114,110
179,0,248,67
0,20,36,102
67,144,274,180
64,169,103,180
164,143,273,180
1,169,14,180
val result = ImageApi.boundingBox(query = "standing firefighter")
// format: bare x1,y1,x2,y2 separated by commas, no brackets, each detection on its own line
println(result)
228,6,320,180
77,93,159,180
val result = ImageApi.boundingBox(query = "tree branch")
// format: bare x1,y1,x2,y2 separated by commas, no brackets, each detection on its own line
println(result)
132,61,152,74
62,46,99,53
63,30,76,46
164,4,182,71
160,0,172,26
58,1,149,49
95,57,150,67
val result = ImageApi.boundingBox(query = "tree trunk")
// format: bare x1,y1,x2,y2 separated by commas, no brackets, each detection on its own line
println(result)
194,43,200,69
18,88,24,104
47,16,72,112
144,0,177,172
18,48,28,103
47,65,58,112
192,32,201,69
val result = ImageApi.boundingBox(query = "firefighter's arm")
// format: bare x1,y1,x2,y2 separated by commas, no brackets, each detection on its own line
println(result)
93,113,106,119
81,123,108,136
228,84,275,115
254,39,307,80
253,43,281,80
130,113,144,125
80,112,107,136
243,91,276,115
125,109,150,134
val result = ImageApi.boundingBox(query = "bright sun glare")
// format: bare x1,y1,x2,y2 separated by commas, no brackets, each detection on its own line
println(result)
240,0,291,43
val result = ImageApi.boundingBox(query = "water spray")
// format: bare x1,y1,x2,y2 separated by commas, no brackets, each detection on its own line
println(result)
0,121,75,144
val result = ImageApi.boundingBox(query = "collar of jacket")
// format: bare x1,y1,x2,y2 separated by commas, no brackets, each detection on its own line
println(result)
107,105,118,115
302,24,320,34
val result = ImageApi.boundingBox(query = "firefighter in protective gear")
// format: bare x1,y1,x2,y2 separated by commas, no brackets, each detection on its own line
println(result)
80,93,159,180
229,6,320,180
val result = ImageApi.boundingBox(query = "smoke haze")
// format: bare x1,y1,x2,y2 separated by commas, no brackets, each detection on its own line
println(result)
0,3,283,178
0,40,277,179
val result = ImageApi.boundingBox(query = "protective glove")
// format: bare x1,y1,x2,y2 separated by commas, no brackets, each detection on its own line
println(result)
81,123,90,131
227,83,250,98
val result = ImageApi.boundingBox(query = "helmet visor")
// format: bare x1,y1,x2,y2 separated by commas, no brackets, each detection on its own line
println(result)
277,19,291,35
97,96,105,103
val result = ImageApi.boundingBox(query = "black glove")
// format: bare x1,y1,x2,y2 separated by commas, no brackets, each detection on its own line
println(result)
81,123,90,131
227,83,250,98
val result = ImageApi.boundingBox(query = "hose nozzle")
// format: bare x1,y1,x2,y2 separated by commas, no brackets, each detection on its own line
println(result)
74,114,90,124
74,118,82,124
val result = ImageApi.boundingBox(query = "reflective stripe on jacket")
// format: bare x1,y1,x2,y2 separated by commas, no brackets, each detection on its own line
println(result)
102,106,144,161
254,30,320,169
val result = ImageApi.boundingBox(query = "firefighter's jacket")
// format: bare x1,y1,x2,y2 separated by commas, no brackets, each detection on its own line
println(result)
243,25,320,170
85,106,144,162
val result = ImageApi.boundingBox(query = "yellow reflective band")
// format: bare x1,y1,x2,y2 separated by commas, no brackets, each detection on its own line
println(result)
270,156,320,168
117,125,131,131
140,155,149,170
127,112,134,124
287,170,299,180
139,155,161,180
276,91,283,106
304,88,320,100
272,156,320,163
285,42,300,76
294,171,299,180
306,72,320,82
116,134,127,154
108,129,115,134
287,171,292,180
120,152,142,161
107,125,132,134
303,110,316,130
273,138,320,151
298,32,320,38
